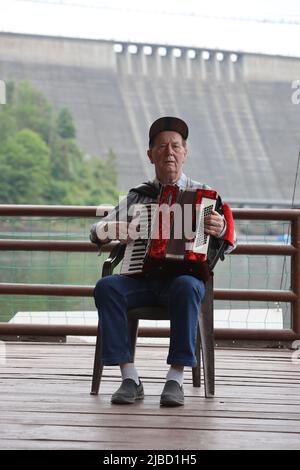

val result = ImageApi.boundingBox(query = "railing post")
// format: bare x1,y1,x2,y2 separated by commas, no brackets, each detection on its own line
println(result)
291,214,300,336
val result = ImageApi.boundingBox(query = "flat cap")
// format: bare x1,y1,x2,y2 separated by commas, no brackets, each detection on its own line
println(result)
149,116,189,145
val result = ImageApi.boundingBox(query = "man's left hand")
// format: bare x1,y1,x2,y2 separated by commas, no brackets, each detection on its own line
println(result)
204,210,225,237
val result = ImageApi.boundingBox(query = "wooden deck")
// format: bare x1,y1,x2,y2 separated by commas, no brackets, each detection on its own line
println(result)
0,341,300,450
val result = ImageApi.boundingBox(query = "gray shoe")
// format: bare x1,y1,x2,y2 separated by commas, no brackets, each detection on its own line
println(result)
160,380,184,407
111,378,144,404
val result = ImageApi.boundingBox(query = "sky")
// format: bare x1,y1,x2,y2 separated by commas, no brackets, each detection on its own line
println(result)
0,0,300,57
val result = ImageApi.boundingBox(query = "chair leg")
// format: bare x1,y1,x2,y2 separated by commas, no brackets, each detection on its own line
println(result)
199,277,215,398
128,318,139,361
192,324,201,387
90,324,103,395
91,318,139,395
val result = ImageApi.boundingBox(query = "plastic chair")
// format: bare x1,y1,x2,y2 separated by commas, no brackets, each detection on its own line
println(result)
90,243,215,398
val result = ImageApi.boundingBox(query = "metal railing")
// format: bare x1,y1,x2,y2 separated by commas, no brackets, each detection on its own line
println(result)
0,205,299,341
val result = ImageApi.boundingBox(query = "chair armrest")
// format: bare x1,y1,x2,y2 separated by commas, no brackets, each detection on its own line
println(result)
102,243,126,277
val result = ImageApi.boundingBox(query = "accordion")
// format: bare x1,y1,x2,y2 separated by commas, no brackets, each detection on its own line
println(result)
120,185,222,281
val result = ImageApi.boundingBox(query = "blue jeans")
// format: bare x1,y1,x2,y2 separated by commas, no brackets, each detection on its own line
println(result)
93,274,205,368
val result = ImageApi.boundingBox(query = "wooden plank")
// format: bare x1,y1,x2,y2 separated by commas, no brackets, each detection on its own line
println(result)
0,424,300,450
1,342,300,450
0,401,299,416
2,411,300,433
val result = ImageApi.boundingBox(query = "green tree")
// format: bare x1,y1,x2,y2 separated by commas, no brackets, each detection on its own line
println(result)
0,110,17,150
87,149,119,204
56,107,76,139
13,81,53,144
0,129,49,203
50,135,83,181
5,81,15,105
0,80,119,205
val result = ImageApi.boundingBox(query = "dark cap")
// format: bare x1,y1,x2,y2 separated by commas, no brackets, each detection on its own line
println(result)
149,116,189,145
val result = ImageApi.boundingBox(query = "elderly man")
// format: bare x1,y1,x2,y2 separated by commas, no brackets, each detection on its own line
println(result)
90,117,227,407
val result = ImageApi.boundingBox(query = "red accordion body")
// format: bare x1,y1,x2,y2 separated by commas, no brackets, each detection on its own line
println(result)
121,185,221,281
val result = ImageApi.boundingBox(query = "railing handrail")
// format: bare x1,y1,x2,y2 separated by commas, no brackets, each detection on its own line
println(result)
0,239,296,255
0,204,300,219
0,204,112,216
0,282,295,302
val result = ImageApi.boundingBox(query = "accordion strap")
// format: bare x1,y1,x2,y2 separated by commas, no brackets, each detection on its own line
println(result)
129,182,160,199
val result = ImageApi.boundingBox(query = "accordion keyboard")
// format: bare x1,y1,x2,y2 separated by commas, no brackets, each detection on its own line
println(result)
120,204,154,275
193,197,216,254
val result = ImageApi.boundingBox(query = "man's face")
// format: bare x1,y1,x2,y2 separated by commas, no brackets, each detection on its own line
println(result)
147,131,187,184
